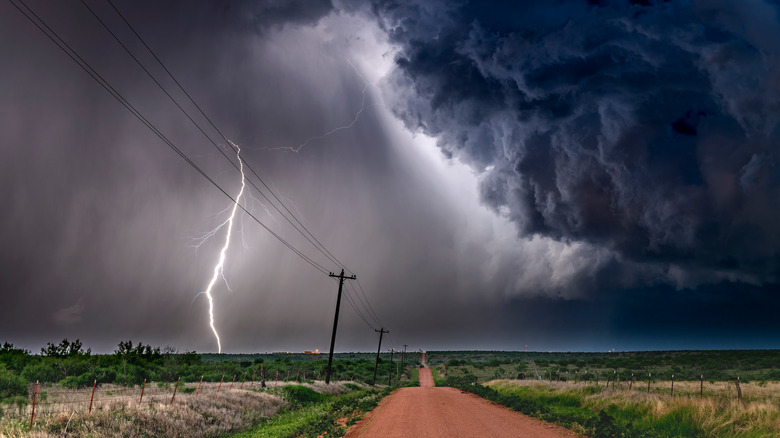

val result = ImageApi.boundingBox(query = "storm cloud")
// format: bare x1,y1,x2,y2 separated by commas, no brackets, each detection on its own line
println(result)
1,0,780,353
371,0,780,286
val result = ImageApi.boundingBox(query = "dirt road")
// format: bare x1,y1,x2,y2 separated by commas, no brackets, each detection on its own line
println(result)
345,368,579,438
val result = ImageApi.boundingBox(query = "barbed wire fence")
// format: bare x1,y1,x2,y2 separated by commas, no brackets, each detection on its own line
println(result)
1,368,335,427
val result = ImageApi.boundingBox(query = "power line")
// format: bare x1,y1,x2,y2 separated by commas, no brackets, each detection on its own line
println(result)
17,0,391,340
355,278,385,328
10,0,330,275
341,284,376,331
98,0,349,272
98,0,389,331
345,281,381,329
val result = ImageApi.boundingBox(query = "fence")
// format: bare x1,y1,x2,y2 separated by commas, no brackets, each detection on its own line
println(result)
1,372,296,428
444,365,776,406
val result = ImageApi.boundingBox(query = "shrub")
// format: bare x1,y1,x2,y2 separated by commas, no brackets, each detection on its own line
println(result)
60,372,95,389
0,366,26,399
280,385,329,407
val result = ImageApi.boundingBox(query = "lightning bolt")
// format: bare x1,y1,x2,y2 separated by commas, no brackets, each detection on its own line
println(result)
258,58,384,154
198,140,246,353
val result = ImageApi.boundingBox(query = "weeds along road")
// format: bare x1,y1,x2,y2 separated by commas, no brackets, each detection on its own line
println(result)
345,367,579,438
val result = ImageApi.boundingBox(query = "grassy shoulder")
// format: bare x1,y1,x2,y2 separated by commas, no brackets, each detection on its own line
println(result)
430,366,445,387
408,367,419,386
230,384,389,438
449,377,780,438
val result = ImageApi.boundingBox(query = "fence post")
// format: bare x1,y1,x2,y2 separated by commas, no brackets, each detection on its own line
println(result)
217,375,224,393
647,373,651,393
29,380,39,430
700,375,703,399
139,378,146,404
671,374,674,397
275,371,278,386
89,379,97,413
229,375,235,391
170,377,180,404
296,371,299,383
251,370,256,388
629,373,634,390
241,371,246,389
196,376,203,397
736,377,743,406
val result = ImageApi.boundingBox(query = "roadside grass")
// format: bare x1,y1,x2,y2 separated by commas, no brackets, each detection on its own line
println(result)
430,366,446,387
457,379,780,438
230,385,389,438
1,388,284,438
0,381,379,438
408,367,419,386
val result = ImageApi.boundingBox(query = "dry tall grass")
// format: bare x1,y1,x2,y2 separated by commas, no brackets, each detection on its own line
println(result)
488,379,780,437
0,380,358,438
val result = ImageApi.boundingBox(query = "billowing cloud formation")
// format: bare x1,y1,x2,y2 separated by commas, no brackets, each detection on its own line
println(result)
372,0,780,285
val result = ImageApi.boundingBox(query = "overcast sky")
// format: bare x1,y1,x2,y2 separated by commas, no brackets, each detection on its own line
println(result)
2,0,779,354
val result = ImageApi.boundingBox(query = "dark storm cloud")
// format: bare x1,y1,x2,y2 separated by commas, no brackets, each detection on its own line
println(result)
371,0,780,284
4,0,780,355
236,0,334,33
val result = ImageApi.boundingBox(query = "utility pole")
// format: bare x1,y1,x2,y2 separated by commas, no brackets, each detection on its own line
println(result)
325,269,356,384
372,328,389,386
388,348,394,386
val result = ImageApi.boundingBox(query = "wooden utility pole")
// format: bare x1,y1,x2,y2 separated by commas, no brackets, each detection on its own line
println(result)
388,348,394,386
372,328,389,386
325,269,356,384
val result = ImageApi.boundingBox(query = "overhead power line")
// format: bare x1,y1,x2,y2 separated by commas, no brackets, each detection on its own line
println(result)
97,0,388,331
82,0,345,271
15,0,391,337
345,281,382,329
10,0,330,275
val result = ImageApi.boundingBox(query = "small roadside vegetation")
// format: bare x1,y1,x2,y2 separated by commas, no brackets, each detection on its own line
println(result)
230,384,389,438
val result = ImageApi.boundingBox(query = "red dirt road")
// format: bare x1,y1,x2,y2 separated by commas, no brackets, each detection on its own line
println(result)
345,367,580,438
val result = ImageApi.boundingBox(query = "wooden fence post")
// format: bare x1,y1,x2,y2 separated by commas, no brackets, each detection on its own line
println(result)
196,376,203,397
29,380,39,430
700,375,703,399
229,375,235,391
295,371,299,383
275,371,278,386
170,377,180,404
89,379,97,413
647,373,651,393
217,375,224,393
671,375,674,397
139,378,146,404
736,377,744,406
629,373,634,390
